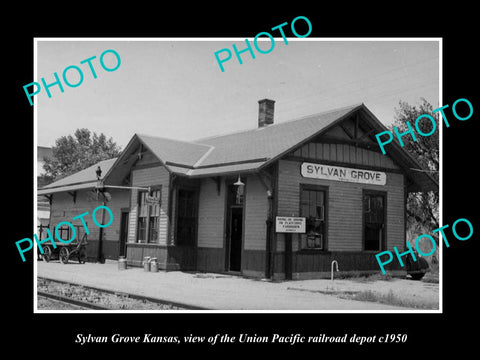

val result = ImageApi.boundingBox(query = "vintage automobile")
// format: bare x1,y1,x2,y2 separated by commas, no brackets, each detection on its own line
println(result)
405,250,430,280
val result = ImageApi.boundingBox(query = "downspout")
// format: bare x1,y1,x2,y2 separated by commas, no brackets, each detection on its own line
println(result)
266,196,273,279
271,162,279,279
163,173,175,270
256,166,277,279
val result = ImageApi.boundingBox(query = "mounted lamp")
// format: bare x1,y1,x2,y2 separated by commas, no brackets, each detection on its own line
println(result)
233,174,245,187
95,166,103,190
96,166,102,179
233,174,245,205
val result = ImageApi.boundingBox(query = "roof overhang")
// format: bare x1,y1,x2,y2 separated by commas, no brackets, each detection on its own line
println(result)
99,105,439,194
38,181,99,195
172,160,268,178
258,104,438,193
102,134,170,187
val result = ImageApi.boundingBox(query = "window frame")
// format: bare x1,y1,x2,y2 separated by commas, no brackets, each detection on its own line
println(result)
298,184,329,252
136,186,162,244
362,189,387,252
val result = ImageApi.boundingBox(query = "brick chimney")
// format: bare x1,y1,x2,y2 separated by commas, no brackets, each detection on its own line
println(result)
258,99,275,127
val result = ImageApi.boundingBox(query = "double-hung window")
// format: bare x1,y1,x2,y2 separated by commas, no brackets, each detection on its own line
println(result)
363,191,386,251
300,185,327,250
137,188,161,243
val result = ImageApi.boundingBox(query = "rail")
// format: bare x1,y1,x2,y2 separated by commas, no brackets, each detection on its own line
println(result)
38,291,109,310
37,277,209,311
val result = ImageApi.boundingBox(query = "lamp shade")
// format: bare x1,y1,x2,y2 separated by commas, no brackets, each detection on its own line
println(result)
233,174,245,186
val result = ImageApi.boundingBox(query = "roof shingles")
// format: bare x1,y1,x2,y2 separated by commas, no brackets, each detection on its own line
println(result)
38,103,438,192
135,104,360,176
38,158,117,194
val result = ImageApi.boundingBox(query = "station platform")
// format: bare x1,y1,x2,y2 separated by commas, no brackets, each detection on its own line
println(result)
36,260,439,311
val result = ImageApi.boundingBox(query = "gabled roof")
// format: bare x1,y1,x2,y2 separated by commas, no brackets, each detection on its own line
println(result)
38,158,117,195
197,104,360,168
104,103,438,193
106,104,364,179
137,134,212,168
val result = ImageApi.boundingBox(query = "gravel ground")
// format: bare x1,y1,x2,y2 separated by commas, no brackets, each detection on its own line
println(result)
37,296,87,310
37,278,184,310
287,276,439,309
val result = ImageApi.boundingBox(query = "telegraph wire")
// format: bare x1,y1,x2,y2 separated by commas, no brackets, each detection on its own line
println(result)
276,55,439,108
186,55,439,140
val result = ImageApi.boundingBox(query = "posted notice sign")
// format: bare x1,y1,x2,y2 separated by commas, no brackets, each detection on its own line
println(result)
276,216,306,233
145,194,161,205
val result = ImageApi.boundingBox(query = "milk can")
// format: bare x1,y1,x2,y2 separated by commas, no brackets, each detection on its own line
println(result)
143,256,151,272
118,256,127,270
150,257,159,272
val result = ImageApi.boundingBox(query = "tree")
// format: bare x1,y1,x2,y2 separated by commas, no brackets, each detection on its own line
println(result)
42,129,122,181
391,98,439,237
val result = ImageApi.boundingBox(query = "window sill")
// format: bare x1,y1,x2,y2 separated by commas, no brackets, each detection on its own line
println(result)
297,249,329,254
127,242,166,247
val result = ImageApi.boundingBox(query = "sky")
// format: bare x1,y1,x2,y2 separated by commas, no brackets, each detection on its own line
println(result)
36,38,440,149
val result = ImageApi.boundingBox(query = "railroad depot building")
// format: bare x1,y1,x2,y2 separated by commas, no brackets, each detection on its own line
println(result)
38,158,131,261
38,100,437,279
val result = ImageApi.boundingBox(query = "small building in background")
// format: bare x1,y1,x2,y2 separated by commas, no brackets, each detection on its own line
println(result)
37,146,53,226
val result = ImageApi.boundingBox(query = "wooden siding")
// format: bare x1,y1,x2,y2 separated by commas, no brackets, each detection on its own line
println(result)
125,244,168,267
49,188,130,259
273,251,405,280
197,177,225,248
276,159,405,253
196,247,224,272
128,165,170,245
244,175,268,251
135,150,160,167
242,249,266,273
168,245,196,270
291,142,399,170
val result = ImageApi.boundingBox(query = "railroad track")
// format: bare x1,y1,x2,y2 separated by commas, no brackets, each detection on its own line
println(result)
37,277,208,310
38,291,109,310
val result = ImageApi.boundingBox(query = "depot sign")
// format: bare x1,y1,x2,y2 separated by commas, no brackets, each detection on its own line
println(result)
301,162,386,186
